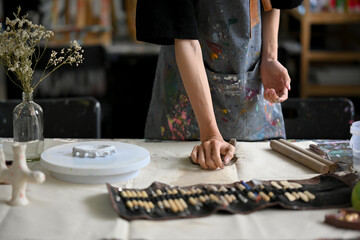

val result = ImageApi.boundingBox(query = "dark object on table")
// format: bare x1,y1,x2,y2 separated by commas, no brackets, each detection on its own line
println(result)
107,173,357,221
325,209,360,231
281,98,354,139
311,140,354,173
0,97,101,138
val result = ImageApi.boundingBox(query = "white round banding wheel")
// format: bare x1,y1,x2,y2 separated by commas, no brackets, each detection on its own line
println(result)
40,141,150,184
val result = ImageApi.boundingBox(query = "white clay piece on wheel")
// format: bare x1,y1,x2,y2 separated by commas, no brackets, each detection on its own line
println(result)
72,145,116,158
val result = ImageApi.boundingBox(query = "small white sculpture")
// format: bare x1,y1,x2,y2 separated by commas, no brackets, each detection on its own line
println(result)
0,143,45,206
72,145,116,158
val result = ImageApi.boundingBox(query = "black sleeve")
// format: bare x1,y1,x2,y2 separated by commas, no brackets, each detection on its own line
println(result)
271,0,303,9
136,0,199,45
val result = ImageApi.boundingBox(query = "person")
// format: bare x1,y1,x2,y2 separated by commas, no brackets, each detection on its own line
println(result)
136,0,303,170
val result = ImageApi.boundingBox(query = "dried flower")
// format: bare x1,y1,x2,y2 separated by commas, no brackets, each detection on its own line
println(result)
0,7,84,93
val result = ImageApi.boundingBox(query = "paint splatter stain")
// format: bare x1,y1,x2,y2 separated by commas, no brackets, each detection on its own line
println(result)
245,88,260,100
206,40,223,56
211,52,218,60
166,94,192,140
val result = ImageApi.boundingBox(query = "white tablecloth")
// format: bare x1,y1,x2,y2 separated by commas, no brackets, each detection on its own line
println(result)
0,139,359,240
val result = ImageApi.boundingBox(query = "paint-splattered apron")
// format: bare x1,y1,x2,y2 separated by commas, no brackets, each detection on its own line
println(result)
144,0,286,141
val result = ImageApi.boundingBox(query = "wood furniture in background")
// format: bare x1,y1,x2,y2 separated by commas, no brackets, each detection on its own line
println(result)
49,0,113,46
123,0,137,42
287,0,360,97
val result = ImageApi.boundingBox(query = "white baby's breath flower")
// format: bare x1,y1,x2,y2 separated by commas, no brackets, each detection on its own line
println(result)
0,7,84,93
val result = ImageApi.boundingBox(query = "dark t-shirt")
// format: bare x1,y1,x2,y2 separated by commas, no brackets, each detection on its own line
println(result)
136,0,303,45
136,0,198,45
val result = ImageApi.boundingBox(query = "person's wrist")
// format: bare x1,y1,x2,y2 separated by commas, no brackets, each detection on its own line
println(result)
262,41,278,61
262,51,277,61
199,125,222,143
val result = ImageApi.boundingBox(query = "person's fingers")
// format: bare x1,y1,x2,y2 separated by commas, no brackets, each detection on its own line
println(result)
203,141,217,170
206,158,217,170
264,88,279,103
264,88,271,102
211,140,224,169
191,145,199,164
277,88,288,102
221,144,235,165
197,146,208,170
280,68,291,91
271,89,280,103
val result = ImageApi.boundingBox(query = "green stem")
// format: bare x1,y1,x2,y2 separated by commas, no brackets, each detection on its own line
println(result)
33,40,48,72
32,60,68,90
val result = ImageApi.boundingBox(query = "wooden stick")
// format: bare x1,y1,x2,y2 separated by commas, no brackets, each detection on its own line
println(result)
270,140,329,174
278,139,338,173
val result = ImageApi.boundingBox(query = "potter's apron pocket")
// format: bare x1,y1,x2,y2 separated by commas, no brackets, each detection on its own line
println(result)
205,61,264,140
205,61,261,98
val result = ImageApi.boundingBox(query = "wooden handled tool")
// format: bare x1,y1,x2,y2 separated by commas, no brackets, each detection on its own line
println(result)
270,140,329,174
278,139,337,173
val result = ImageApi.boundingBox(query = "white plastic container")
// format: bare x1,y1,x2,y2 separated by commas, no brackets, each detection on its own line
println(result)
350,121,360,159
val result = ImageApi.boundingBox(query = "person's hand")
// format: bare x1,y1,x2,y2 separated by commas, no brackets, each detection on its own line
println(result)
260,58,291,103
190,135,235,170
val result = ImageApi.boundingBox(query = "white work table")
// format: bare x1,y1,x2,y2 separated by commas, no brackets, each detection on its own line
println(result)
0,138,358,240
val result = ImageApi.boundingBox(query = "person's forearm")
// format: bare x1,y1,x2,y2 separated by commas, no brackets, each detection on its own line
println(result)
261,9,280,61
174,39,221,142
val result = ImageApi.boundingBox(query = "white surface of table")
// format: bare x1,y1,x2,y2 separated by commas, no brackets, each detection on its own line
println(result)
0,139,359,240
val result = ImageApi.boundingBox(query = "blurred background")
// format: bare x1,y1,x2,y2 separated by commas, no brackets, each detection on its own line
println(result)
0,0,359,139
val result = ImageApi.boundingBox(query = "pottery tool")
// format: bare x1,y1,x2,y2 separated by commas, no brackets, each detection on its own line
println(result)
252,179,276,201
278,139,337,173
108,174,351,221
219,186,237,204
237,181,261,202
287,181,315,202
251,179,271,202
271,181,296,202
309,144,331,160
230,187,248,204
270,140,329,174
150,188,165,210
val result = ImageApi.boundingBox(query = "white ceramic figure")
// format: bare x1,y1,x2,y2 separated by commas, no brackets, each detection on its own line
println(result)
0,143,45,206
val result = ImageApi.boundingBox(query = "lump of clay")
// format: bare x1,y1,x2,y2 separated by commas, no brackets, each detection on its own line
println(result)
72,145,116,158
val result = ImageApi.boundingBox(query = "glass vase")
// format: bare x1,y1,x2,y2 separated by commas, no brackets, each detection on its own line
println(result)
13,92,44,160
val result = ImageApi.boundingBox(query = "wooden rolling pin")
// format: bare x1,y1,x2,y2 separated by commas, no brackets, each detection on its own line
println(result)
270,140,329,174
278,139,338,173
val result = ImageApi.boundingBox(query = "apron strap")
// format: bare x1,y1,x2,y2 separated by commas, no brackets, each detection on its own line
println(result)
249,0,273,37
261,0,273,12
249,0,260,37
